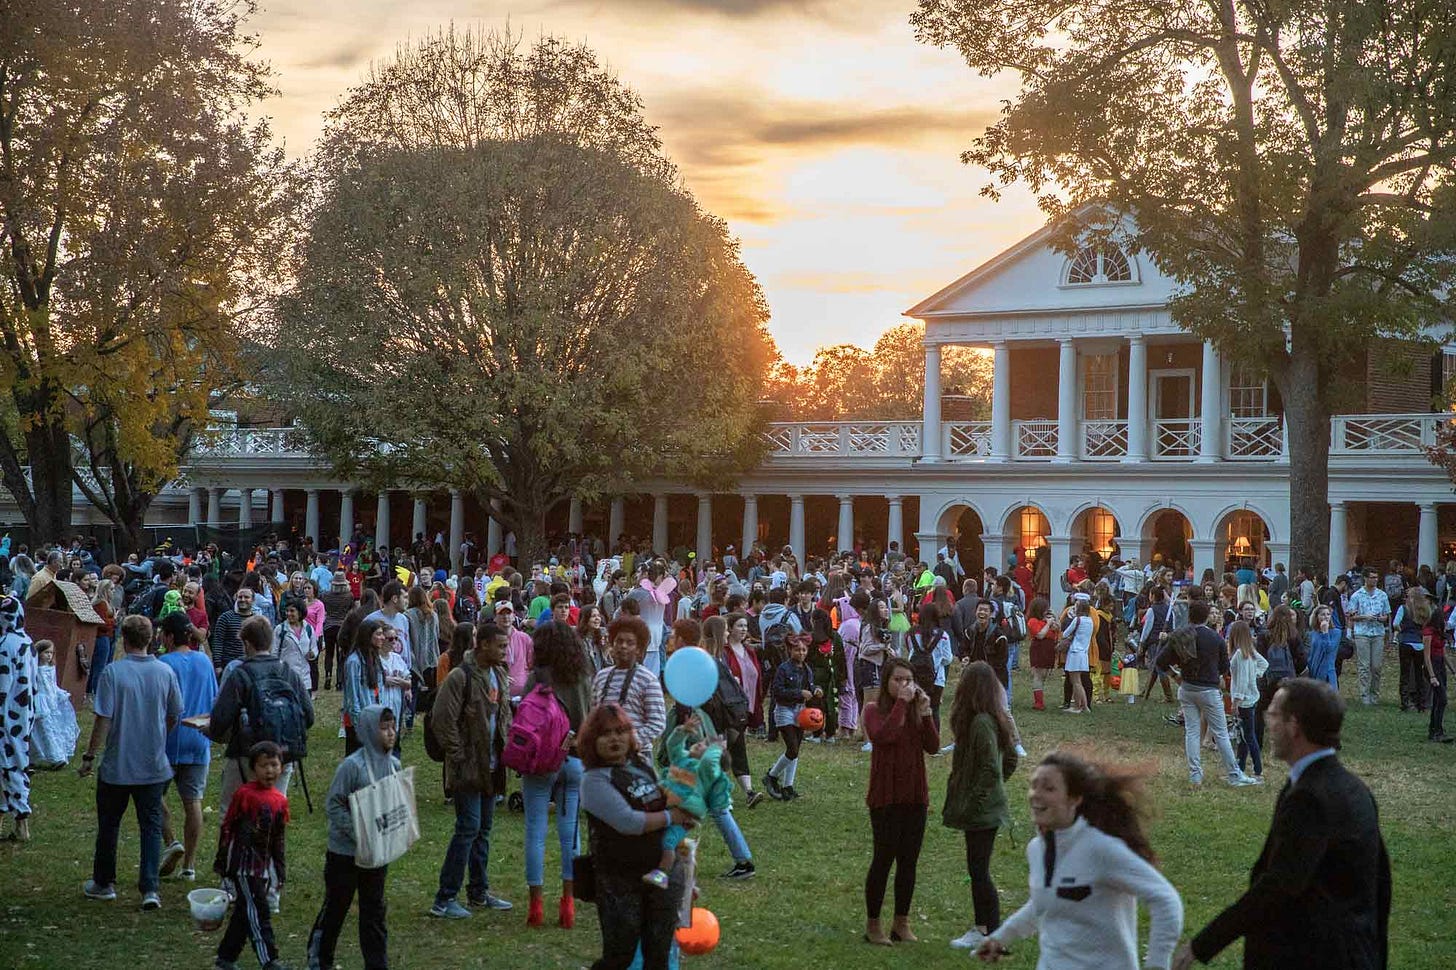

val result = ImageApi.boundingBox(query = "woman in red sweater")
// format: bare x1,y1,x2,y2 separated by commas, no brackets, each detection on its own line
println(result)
861,656,939,946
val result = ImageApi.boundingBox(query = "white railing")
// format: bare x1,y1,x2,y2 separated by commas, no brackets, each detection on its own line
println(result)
1329,413,1448,455
1153,419,1201,459
945,421,993,458
1228,416,1284,460
1014,419,1059,459
762,422,921,458
1081,420,1128,460
193,427,312,458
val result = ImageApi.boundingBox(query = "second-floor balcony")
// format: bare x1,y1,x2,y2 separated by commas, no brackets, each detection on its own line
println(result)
191,411,1452,472
763,412,1452,464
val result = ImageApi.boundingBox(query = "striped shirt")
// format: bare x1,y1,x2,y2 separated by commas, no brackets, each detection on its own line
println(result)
591,664,667,754
211,610,246,669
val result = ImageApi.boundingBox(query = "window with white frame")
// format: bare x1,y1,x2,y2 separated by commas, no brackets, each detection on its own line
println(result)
1083,353,1118,420
1442,350,1456,393
1229,365,1268,418
1018,507,1049,553
1065,245,1134,285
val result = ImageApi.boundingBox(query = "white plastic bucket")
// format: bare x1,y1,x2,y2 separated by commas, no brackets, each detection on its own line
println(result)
188,887,229,931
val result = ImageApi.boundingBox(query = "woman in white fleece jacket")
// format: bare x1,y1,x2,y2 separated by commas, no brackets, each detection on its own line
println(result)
977,751,1183,970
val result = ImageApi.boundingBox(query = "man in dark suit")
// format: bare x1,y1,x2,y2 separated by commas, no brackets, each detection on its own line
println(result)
1172,678,1391,970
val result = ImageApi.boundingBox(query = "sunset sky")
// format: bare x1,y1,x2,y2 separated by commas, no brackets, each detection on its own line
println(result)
250,0,1045,363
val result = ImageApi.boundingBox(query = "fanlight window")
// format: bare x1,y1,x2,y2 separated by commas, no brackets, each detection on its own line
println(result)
1065,245,1133,285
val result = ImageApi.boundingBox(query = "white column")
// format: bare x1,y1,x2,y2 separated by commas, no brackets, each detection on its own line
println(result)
1327,504,1348,583
375,492,391,551
303,489,321,546
1266,541,1290,575
568,496,584,534
696,493,713,562
887,495,904,554
652,494,669,554
1047,535,1074,599
486,499,503,558
789,494,806,561
1198,339,1222,462
1418,503,1438,568
1124,334,1149,462
608,498,625,547
187,488,204,526
921,343,943,462
237,487,253,528
1190,539,1217,583
412,495,428,540
208,487,223,526
982,533,1011,573
1056,337,1078,462
741,494,758,554
836,494,854,554
450,489,466,573
338,490,355,550
991,340,1012,460
270,488,285,523
913,531,945,563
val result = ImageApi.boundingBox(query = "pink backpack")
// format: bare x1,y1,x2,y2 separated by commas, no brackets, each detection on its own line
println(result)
502,682,571,776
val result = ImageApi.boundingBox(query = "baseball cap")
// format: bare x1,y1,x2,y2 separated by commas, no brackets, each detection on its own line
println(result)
494,600,514,613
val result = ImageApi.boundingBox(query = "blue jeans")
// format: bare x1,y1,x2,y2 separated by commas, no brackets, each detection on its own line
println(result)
435,789,496,905
87,635,113,696
709,806,751,864
522,755,583,886
92,779,166,893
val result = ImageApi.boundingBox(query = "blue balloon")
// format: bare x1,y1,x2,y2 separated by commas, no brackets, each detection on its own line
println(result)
664,646,718,707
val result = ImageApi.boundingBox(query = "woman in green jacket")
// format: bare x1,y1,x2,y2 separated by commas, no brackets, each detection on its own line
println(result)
943,660,1019,953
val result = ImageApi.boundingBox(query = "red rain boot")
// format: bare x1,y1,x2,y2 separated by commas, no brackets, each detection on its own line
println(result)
1033,689,1045,711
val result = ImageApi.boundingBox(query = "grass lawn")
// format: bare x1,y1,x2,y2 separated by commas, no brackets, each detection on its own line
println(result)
2,666,1453,969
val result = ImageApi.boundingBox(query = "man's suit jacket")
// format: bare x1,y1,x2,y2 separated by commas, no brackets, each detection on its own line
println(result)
1191,754,1391,969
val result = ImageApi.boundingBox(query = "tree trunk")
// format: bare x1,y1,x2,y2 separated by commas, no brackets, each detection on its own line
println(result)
112,490,156,561
490,491,551,566
1281,345,1330,577
25,416,74,542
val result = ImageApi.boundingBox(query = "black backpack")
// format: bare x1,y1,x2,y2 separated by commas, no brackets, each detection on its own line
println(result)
424,666,471,763
906,632,937,691
240,660,309,764
760,615,792,670
702,658,750,733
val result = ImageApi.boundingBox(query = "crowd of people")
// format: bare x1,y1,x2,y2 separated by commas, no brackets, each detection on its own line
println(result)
0,523,1416,969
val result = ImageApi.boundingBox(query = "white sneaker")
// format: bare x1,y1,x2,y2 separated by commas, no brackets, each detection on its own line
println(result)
1014,744,1027,758
939,742,956,754
950,928,986,950
158,841,185,878
1229,774,1260,787
860,741,873,753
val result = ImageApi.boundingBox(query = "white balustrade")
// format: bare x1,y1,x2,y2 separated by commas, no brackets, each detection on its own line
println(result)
1153,419,1201,459
1081,420,1128,460
1227,416,1284,460
762,422,921,458
945,421,993,458
1014,419,1059,459
1329,413,1445,455
193,426,311,457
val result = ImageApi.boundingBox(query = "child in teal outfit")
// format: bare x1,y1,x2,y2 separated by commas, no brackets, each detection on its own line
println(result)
643,712,723,889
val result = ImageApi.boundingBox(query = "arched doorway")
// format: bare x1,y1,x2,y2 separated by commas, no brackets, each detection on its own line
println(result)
1003,504,1051,595
1070,505,1122,575
1143,509,1193,577
1216,509,1272,572
934,502,986,582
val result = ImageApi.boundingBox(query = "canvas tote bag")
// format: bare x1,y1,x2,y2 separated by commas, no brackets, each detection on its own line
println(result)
349,760,420,869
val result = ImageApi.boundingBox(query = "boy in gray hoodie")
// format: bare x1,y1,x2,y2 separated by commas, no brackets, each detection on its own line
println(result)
307,705,396,970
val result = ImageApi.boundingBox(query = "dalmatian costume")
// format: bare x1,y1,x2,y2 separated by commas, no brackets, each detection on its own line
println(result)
0,595,36,819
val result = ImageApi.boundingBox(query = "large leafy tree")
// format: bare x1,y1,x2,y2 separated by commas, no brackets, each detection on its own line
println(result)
914,0,1456,572
0,0,292,549
271,28,772,563
766,322,990,420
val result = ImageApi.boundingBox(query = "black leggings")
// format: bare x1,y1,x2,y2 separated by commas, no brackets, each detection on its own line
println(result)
1062,671,1094,707
727,730,751,778
964,827,1001,931
865,804,927,919
928,684,944,729
780,725,802,760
